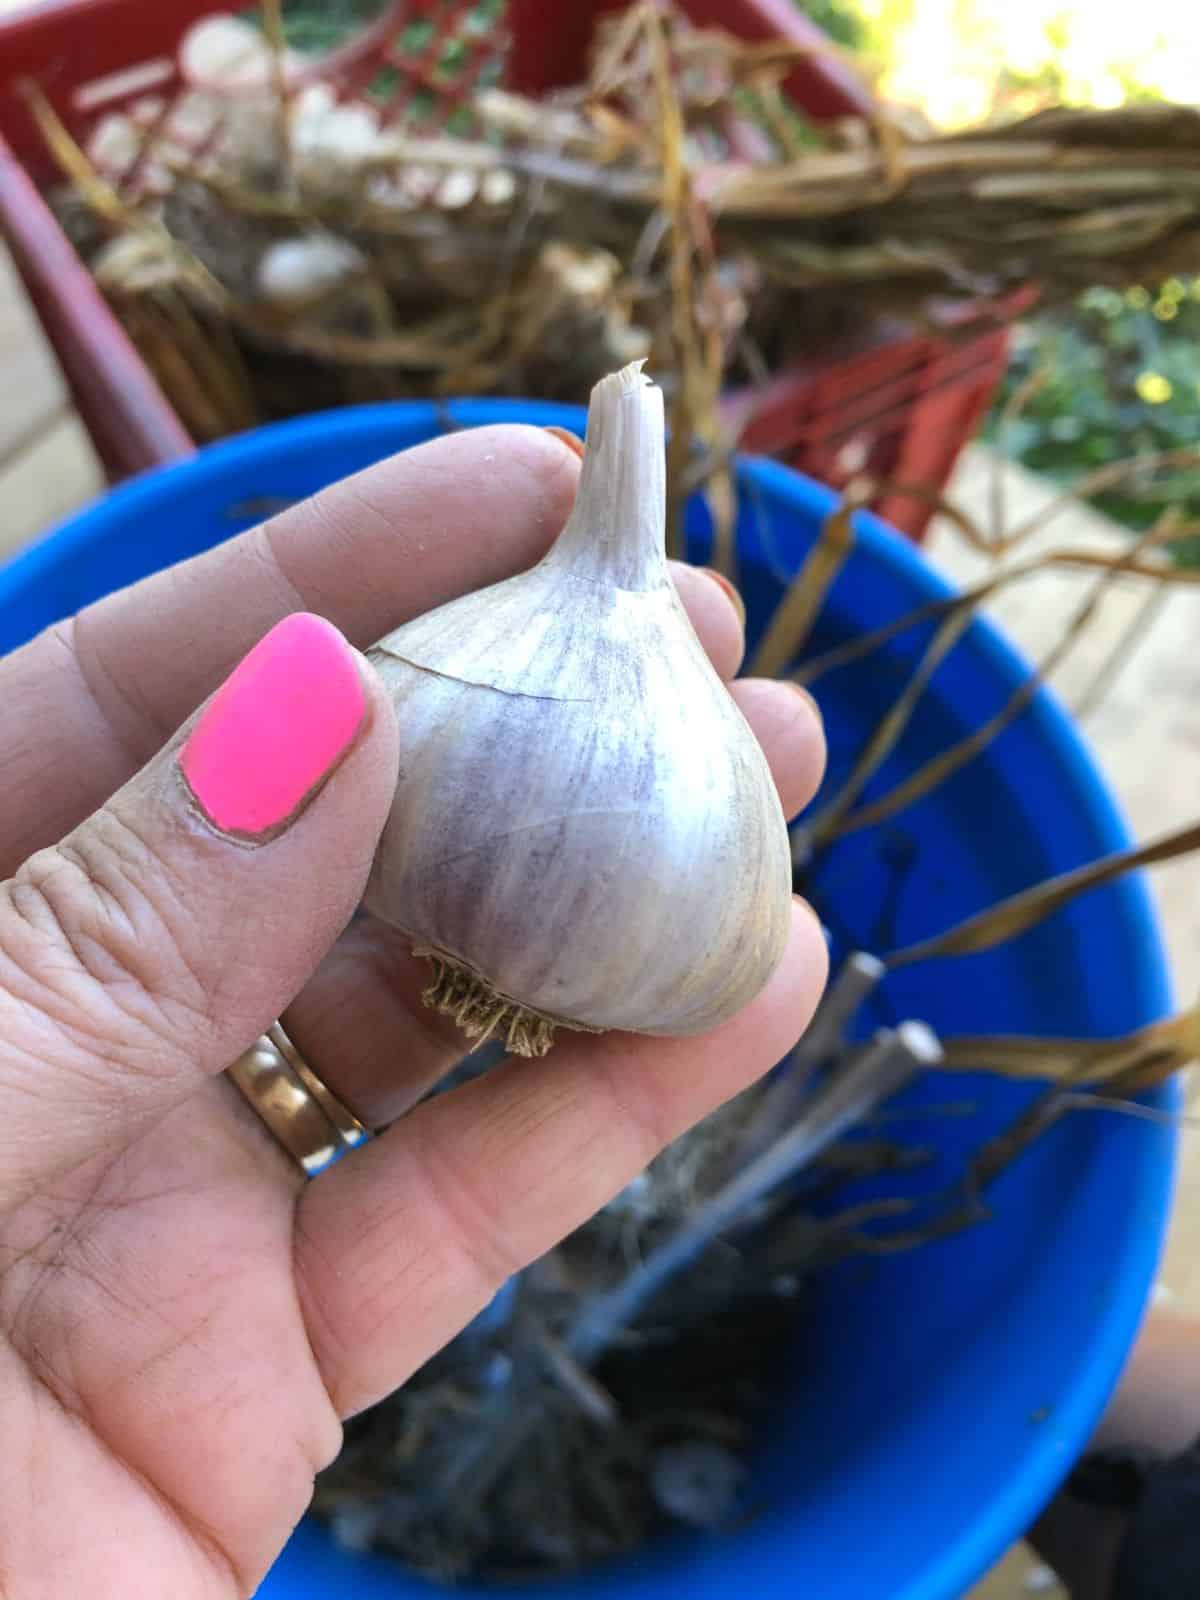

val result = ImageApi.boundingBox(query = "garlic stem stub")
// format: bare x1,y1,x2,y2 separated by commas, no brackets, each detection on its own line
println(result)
365,362,793,1055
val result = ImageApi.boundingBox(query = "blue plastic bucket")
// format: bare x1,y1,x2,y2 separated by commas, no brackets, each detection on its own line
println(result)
0,401,1175,1599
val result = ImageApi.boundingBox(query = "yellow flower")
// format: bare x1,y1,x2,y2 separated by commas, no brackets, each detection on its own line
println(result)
1154,300,1179,321
1136,372,1173,405
1127,286,1151,309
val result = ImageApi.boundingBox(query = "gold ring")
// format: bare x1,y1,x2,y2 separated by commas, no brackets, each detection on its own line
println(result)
227,1022,370,1177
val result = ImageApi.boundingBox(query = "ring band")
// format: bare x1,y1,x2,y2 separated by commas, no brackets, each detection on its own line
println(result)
227,1022,370,1177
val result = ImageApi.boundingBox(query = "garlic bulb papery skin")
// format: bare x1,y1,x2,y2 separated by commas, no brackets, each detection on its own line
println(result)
256,236,367,306
365,362,792,1055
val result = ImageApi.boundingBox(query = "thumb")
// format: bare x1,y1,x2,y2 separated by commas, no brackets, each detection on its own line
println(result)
0,613,398,1205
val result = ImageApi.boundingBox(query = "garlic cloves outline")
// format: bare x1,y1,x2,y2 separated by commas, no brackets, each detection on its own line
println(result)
365,361,792,1055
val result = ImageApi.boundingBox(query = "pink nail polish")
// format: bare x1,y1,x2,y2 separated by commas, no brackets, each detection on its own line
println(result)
180,613,365,837
543,424,585,460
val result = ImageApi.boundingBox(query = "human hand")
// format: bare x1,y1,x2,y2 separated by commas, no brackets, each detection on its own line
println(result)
0,426,827,1597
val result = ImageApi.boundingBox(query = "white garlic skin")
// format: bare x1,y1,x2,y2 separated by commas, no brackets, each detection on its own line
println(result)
365,365,792,1037
179,15,278,90
256,235,367,305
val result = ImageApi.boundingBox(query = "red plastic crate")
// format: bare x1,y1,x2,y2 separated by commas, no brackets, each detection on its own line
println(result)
0,0,1017,537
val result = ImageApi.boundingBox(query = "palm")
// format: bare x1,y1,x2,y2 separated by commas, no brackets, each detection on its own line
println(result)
0,1081,328,1594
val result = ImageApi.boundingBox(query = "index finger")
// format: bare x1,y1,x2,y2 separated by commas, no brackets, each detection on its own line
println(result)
0,426,579,871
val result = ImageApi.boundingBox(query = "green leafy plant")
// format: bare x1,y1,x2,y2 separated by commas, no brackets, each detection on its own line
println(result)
989,280,1200,566
793,0,868,50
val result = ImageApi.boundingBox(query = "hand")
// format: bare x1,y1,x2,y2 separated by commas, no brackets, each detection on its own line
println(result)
0,426,827,1597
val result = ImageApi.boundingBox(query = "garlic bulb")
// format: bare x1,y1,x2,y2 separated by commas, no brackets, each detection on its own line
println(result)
256,235,367,306
365,363,792,1055
292,99,382,194
87,114,139,177
179,14,301,91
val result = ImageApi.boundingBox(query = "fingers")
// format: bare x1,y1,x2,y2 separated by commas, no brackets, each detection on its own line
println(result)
0,426,578,872
0,417,759,876
283,674,826,1129
281,914,456,1128
294,899,826,1417
670,563,744,680
0,616,398,1207
730,679,825,820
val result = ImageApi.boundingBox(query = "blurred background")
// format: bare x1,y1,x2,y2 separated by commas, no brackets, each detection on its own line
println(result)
814,0,1200,561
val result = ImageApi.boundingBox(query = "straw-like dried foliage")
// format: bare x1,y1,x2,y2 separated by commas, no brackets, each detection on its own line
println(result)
28,3,1200,515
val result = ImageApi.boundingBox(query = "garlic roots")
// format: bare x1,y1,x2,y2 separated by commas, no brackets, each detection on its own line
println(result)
365,362,792,1055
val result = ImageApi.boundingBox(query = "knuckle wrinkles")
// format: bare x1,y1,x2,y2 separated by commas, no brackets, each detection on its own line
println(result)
588,1047,671,1168
340,482,399,546
249,520,311,617
2,813,211,1056
51,615,157,768
413,1126,525,1296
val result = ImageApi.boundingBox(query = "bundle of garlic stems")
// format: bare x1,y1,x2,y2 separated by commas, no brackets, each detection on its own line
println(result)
413,979,1200,1509
32,2,1200,480
328,95,1200,305
314,954,1200,1574
321,1022,940,1547
568,1022,941,1362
